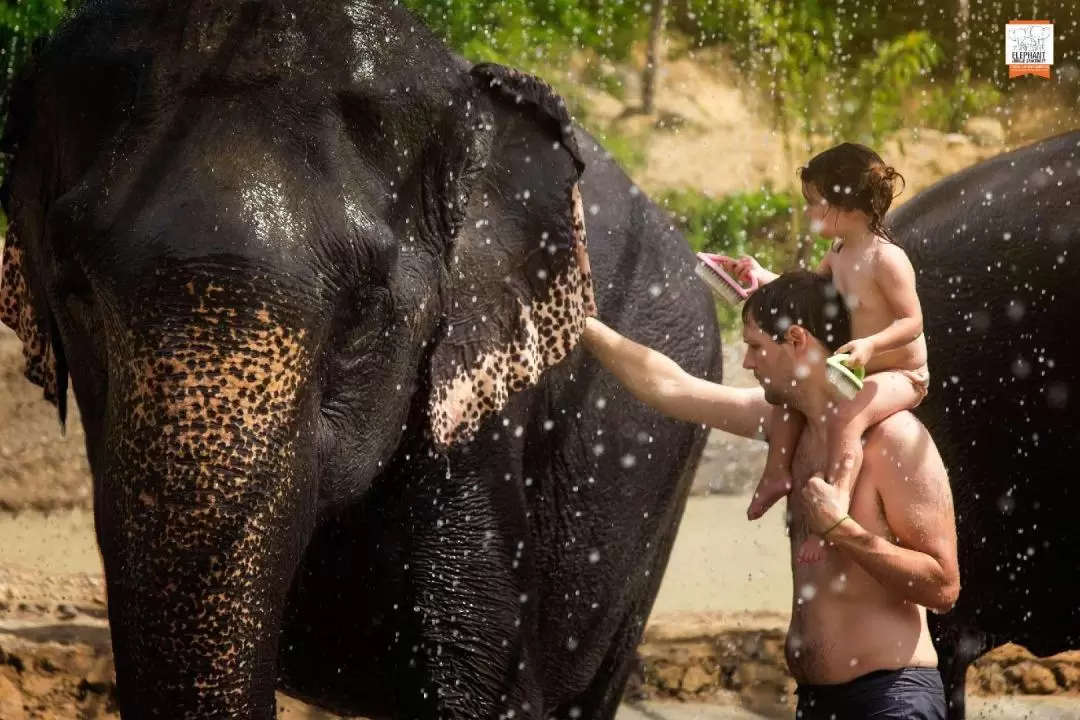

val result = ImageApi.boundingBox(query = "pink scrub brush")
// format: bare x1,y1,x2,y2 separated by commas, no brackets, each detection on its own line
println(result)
694,252,759,305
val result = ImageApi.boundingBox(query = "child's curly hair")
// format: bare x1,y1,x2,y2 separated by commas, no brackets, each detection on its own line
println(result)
797,142,906,244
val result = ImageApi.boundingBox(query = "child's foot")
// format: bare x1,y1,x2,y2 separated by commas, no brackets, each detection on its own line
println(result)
747,468,794,521
797,533,829,564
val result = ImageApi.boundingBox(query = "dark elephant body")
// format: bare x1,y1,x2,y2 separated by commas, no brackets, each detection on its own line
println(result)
275,128,723,719
889,129,1080,719
0,0,720,718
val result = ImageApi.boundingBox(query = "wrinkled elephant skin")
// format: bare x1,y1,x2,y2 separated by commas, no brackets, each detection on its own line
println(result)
0,1,721,718
889,129,1080,720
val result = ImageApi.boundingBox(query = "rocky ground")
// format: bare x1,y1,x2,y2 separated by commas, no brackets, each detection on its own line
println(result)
2,584,1079,719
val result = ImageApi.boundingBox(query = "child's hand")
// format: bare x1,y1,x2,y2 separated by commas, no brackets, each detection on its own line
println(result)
717,255,762,284
836,338,875,369
739,256,771,286
714,255,746,279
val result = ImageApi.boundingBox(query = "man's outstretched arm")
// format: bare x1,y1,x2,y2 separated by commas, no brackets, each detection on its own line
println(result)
581,318,771,441
823,415,961,613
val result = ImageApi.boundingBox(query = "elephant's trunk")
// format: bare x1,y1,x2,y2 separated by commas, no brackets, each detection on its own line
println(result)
97,280,316,717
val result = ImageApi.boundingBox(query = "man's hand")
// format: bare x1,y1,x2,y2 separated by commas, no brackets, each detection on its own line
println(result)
800,474,851,536
835,337,875,369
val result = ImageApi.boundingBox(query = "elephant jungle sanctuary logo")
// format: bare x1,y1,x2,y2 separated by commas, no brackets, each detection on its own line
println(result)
1005,20,1053,78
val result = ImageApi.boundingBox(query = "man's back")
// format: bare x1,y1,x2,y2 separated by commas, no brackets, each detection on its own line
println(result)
785,411,956,685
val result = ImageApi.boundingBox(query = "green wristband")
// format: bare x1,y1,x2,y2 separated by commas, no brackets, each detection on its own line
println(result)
822,514,850,538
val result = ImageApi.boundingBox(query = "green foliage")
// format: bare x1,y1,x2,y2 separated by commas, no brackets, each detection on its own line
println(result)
0,0,79,233
661,186,792,260
725,1,945,149
919,69,1004,133
401,0,649,71
834,31,943,145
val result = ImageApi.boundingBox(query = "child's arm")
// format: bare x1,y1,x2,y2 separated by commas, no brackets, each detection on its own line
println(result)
866,245,924,354
739,249,831,288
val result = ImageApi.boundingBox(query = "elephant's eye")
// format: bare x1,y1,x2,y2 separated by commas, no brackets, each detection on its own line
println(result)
341,285,394,350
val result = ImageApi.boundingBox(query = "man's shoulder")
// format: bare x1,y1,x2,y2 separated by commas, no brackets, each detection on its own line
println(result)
863,411,945,476
866,409,925,442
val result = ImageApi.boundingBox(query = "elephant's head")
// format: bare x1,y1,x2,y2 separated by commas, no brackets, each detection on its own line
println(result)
0,2,593,712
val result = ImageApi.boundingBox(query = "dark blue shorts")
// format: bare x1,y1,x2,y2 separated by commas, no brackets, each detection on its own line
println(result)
795,667,946,719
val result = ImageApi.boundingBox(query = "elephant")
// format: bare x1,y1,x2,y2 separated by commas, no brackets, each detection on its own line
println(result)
889,128,1080,719
0,0,722,717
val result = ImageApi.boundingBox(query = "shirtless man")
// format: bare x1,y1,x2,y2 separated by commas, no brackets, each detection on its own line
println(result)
581,269,960,718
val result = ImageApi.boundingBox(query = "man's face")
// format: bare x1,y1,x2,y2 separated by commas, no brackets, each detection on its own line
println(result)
742,316,829,406
741,318,792,405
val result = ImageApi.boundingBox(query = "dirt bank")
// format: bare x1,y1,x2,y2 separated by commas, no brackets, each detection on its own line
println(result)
630,616,1080,713
3,597,1080,720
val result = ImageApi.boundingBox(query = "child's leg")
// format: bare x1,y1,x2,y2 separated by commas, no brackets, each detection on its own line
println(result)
747,403,805,520
797,371,925,564
825,371,927,497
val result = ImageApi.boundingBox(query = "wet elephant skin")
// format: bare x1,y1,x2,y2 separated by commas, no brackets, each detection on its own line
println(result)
890,129,1080,720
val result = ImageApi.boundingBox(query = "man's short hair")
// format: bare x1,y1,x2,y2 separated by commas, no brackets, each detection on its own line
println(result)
740,269,852,352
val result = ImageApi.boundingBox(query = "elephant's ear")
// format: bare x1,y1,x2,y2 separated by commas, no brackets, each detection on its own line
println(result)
426,62,596,449
0,228,62,410
0,45,67,426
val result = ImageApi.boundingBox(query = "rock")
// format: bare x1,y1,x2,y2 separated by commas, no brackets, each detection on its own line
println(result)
681,664,713,694
974,666,1008,694
82,656,114,693
986,643,1036,665
0,673,27,720
737,660,790,695
20,671,59,699
1004,661,1058,694
652,663,684,692
944,132,974,149
962,116,1006,147
1051,661,1080,691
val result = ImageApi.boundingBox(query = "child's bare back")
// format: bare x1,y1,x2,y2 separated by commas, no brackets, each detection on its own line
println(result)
824,239,927,376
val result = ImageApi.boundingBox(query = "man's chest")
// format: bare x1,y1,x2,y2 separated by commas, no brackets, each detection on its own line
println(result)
787,444,826,544
787,440,886,542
